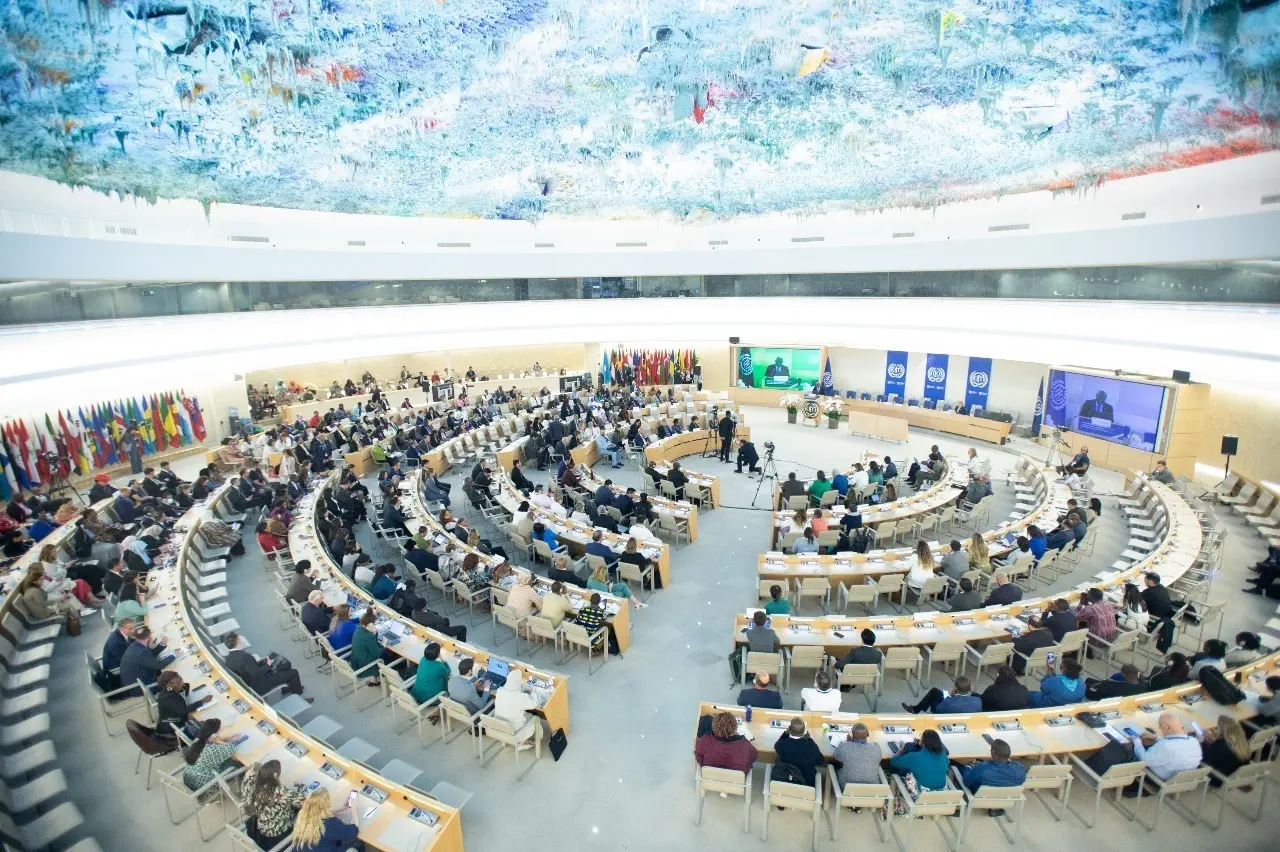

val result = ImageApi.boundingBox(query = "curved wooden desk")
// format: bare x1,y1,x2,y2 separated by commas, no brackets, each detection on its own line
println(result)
291,475,571,733
644,427,752,507
759,455,1064,589
736,476,1201,654
697,652,1279,763
402,471,635,654
152,488,464,851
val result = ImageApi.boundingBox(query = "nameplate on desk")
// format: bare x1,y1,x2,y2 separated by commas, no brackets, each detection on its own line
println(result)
790,624,812,633
320,762,346,780
1138,702,1165,713
408,807,440,827
992,720,1022,731
939,723,969,734
952,617,976,626
256,720,277,736
882,724,912,735
361,784,388,803
989,613,1009,621
1044,716,1073,727
213,678,229,693
1180,693,1203,705
285,740,308,757
232,699,251,713
873,623,897,631
914,621,937,630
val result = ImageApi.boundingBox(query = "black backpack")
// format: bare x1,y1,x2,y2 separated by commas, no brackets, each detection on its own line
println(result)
1198,666,1245,706
850,529,872,554
69,526,94,559
772,762,807,785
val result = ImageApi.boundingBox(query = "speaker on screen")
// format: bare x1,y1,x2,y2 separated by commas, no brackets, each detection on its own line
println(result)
1220,435,1239,456
1172,370,1191,383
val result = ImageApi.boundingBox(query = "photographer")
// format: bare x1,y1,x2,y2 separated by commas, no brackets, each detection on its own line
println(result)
716,409,735,462
735,440,761,474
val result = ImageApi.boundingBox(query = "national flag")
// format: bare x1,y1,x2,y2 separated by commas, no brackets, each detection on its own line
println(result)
17,419,40,486
33,425,51,483
111,402,126,442
187,394,207,441
160,393,179,443
151,394,166,452
59,411,78,474
820,356,836,396
601,352,612,385
3,423,31,489
0,440,13,500
98,405,119,465
175,394,195,444
71,408,95,471
46,413,70,479
1030,377,1046,435
138,397,156,454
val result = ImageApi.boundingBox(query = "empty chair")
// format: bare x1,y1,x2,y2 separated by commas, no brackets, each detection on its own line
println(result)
1066,754,1146,827
126,719,178,790
964,642,1014,685
837,663,881,711
795,578,830,614
1023,757,1073,821
838,580,878,615
881,646,923,696
924,639,967,682
1137,765,1212,831
1203,759,1270,829
695,766,752,833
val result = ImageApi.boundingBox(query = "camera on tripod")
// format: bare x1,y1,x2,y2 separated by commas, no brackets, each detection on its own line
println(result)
763,441,775,455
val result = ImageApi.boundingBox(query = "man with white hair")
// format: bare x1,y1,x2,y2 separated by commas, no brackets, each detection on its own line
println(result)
982,572,1023,607
1123,712,1202,796
966,447,991,478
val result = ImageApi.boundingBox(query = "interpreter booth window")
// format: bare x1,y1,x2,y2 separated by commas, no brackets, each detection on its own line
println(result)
580,277,641,299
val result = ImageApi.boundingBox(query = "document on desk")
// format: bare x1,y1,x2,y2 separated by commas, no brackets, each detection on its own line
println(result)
376,816,440,851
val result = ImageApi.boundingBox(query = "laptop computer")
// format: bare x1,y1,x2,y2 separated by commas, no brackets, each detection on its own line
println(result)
485,657,510,689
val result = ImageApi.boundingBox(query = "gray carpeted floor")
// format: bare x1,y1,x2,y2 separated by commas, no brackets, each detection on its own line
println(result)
42,405,1278,851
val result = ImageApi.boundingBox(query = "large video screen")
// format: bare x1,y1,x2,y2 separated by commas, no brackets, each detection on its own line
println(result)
736,347,822,390
1044,370,1168,453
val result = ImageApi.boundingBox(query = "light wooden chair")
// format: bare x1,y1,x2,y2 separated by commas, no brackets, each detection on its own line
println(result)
881,646,923,696
872,521,898,549
796,578,830,614
952,767,1025,843
525,615,563,657
1023,756,1072,821
1137,765,1212,831
888,776,965,852
837,663,882,711
784,645,828,694
562,621,608,674
491,604,528,652
1203,760,1271,829
477,713,542,780
872,573,906,612
910,576,947,611
618,560,655,599
741,650,783,687
450,579,491,625
437,694,492,753
964,642,1014,685
838,580,878,615
1066,754,1146,827
825,764,892,842
694,766,752,833
924,639,967,682
761,765,823,851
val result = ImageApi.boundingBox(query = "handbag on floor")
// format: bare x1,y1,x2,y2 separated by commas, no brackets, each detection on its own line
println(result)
65,611,81,637
548,729,568,761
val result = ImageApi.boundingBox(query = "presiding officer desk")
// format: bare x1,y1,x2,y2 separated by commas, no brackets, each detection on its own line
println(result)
152,486,465,851
736,476,1201,656
760,455,1066,591
644,426,753,508
838,397,1013,445
291,474,570,733
400,470,635,654
697,652,1279,763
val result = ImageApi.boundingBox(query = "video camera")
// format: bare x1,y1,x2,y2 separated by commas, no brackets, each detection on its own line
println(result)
762,441,775,454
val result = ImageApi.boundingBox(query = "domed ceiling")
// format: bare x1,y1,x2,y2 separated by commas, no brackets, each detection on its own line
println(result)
1,0,1276,219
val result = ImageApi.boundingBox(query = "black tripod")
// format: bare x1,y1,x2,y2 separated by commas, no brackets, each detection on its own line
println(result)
700,407,722,459
750,449,779,509
44,455,86,506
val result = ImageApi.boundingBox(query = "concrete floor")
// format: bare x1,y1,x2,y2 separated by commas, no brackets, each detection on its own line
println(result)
41,405,1280,852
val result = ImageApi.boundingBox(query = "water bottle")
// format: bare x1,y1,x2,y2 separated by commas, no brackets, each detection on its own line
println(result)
744,705,752,723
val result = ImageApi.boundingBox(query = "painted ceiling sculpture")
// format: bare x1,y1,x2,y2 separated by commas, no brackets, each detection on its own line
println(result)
0,0,1277,219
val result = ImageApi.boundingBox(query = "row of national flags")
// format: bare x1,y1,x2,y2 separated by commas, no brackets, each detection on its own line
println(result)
601,348,697,385
0,391,207,500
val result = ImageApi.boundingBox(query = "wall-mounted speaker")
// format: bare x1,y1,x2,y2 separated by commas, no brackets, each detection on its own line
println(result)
1172,369,1191,383
1221,435,1239,456
729,336,740,344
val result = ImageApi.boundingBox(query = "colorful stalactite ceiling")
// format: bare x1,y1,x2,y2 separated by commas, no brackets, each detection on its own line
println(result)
1,0,1276,220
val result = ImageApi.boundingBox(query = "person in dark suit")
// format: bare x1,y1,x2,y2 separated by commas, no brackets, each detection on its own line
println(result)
1085,664,1149,700
118,626,171,690
1038,599,1079,642
101,617,139,676
154,671,211,739
510,459,534,494
1011,626,1056,675
300,592,332,635
1079,391,1114,421
981,666,1030,710
982,573,1023,607
410,596,468,642
112,489,144,524
717,412,735,462
667,463,689,498
735,672,784,710
735,440,760,474
223,632,306,697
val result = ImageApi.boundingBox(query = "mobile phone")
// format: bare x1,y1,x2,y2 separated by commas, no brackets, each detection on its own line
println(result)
888,741,902,754
346,790,358,807
1046,652,1056,666
982,733,995,745
306,780,322,792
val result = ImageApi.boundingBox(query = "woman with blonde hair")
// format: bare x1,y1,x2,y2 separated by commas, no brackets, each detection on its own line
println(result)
968,533,990,572
1199,715,1251,784
587,562,644,609
289,788,361,851
18,565,89,619
905,540,939,595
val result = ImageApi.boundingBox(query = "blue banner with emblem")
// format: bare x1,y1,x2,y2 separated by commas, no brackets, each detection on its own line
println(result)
884,350,908,398
924,353,949,401
1031,377,1045,434
964,357,993,410
820,356,835,396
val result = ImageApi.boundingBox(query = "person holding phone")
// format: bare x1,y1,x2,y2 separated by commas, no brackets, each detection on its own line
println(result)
1027,657,1085,707
289,788,363,851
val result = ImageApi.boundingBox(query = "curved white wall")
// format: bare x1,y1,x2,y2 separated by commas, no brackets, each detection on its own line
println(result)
3,153,1279,281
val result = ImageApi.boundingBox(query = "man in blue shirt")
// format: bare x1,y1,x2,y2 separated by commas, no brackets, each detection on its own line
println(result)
613,488,635,519
585,530,618,566
594,480,615,508
27,512,57,542
831,469,850,496
735,672,784,709
595,432,622,468
883,457,898,481
959,738,1027,795
113,488,143,524
902,675,983,714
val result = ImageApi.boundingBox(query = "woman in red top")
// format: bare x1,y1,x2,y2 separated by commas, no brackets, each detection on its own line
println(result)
695,712,758,775
256,521,287,558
